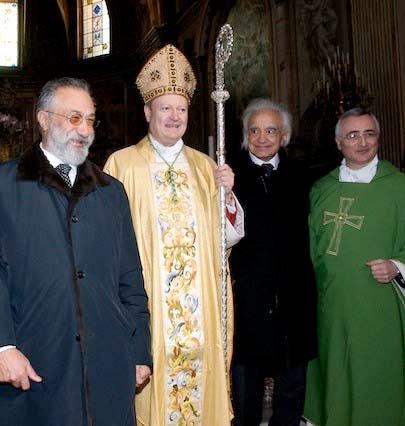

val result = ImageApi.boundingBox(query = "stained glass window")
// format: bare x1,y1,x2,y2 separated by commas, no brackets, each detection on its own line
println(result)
81,0,110,59
0,1,19,67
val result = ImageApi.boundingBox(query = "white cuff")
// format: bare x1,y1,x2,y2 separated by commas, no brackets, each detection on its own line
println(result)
226,196,236,213
0,345,16,353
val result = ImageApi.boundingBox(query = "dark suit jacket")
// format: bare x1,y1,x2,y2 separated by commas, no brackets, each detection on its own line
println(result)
0,144,151,426
230,149,317,373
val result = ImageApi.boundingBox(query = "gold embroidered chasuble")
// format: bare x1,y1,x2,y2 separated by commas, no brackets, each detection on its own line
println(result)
104,137,233,426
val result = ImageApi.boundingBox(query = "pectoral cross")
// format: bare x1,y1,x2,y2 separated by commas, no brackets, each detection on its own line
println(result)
323,197,364,256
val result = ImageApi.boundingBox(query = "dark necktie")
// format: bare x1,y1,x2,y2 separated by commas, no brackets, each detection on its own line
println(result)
261,163,274,178
259,163,274,194
55,163,72,188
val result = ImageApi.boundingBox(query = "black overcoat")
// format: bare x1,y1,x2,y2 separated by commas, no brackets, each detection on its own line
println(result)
0,144,151,425
230,149,317,373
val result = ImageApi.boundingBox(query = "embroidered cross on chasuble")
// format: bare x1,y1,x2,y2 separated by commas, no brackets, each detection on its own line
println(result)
323,197,364,256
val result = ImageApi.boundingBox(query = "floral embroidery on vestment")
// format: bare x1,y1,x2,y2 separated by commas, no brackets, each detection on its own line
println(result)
151,160,203,425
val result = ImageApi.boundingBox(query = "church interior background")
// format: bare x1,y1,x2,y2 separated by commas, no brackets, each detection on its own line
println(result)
1,0,404,177
0,0,404,422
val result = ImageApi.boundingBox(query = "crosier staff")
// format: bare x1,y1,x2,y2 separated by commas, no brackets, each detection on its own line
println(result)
211,23,234,362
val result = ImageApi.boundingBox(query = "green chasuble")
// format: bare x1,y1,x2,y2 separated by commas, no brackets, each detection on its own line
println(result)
304,161,405,426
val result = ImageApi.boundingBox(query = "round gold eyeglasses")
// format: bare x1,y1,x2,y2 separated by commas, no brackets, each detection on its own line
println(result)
45,111,100,128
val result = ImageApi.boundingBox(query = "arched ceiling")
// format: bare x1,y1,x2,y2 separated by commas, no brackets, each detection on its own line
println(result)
146,0,162,26
55,0,70,41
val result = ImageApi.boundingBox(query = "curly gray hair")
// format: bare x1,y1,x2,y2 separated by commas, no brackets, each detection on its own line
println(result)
241,98,292,149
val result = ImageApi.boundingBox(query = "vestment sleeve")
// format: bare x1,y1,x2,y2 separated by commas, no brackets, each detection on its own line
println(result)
226,194,244,248
390,190,405,303
389,261,405,302
393,191,405,264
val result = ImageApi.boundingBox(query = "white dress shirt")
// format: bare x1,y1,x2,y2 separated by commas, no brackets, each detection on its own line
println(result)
249,151,280,169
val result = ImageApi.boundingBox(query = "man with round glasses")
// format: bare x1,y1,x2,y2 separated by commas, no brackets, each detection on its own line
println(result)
43,110,100,129
0,77,152,425
304,108,405,426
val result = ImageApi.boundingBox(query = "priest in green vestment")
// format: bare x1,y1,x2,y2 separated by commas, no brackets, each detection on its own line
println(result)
304,108,405,426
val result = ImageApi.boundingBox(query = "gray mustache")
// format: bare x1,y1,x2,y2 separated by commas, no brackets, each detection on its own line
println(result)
68,133,94,146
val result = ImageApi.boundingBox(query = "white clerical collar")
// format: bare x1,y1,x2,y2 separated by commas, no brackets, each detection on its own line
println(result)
149,134,184,163
40,143,77,186
249,152,280,170
339,155,378,183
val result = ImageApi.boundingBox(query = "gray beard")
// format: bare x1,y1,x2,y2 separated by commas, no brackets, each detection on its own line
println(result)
47,125,94,166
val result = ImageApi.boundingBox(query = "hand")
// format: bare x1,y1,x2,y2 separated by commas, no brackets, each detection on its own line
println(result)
366,259,398,284
214,164,234,198
135,364,151,386
0,348,42,390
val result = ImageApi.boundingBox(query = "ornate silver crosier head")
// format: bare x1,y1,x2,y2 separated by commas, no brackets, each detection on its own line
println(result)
211,23,234,103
